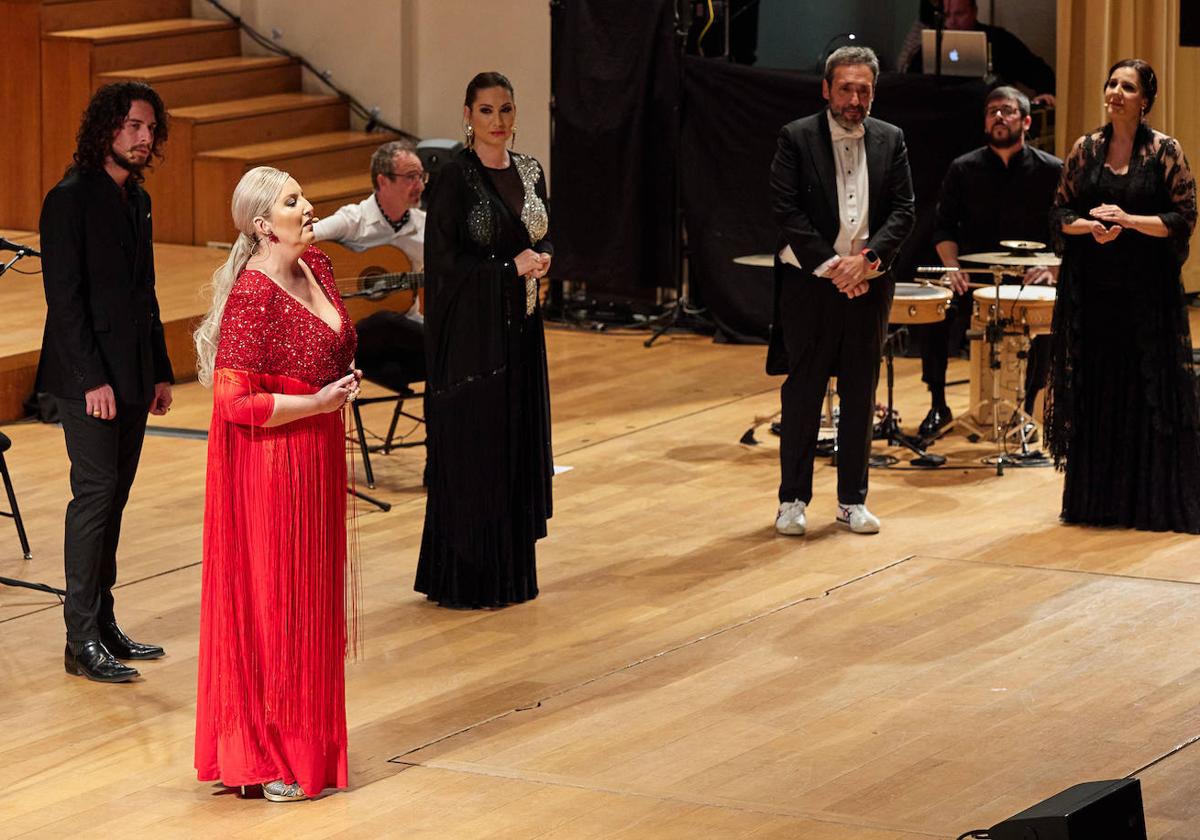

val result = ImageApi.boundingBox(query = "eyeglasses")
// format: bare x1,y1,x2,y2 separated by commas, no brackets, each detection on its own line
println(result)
387,170,429,184
986,106,1022,119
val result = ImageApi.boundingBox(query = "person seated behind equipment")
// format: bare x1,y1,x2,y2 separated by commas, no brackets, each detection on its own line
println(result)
312,139,427,392
898,0,1056,107
916,85,1062,438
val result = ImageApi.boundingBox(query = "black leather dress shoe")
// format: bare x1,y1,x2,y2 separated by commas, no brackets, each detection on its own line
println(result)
64,640,139,682
918,405,954,438
100,621,165,660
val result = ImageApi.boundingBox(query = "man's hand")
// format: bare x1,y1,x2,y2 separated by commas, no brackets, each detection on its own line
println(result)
1090,220,1122,244
944,267,970,295
1023,266,1056,286
150,382,173,416
85,384,117,421
827,254,868,295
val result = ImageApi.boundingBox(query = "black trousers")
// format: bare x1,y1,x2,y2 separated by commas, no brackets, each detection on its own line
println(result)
918,289,1050,412
56,398,149,643
355,310,426,391
778,267,889,505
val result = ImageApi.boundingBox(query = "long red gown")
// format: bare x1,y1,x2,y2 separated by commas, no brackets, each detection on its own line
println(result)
195,246,357,797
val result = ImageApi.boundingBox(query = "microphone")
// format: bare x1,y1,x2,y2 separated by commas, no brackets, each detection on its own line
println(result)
0,237,40,258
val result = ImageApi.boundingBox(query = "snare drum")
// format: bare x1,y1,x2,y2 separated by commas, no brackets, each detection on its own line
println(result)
890,282,952,324
971,285,1056,335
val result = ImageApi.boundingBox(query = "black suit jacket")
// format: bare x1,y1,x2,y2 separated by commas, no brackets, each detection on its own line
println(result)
37,169,174,405
766,110,916,373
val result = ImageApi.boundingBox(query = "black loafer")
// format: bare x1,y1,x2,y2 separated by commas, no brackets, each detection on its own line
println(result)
100,621,165,660
65,640,139,682
918,405,953,438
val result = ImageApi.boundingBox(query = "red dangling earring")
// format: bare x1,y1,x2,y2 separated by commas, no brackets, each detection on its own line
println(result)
268,232,279,243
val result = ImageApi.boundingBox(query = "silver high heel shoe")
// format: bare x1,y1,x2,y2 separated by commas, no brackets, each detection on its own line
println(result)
261,780,308,802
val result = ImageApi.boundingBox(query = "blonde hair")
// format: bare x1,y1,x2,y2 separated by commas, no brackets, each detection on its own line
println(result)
194,166,291,386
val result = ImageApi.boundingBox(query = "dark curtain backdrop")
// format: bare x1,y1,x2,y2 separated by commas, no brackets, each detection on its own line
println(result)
550,0,679,302
681,58,989,341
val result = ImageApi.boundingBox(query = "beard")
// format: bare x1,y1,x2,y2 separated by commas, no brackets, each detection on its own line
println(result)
110,145,149,175
830,103,868,130
987,125,1022,149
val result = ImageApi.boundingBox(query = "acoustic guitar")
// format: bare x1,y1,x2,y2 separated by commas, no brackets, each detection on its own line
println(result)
320,241,426,320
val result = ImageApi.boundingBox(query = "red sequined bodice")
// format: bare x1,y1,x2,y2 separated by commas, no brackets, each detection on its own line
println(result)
215,246,357,386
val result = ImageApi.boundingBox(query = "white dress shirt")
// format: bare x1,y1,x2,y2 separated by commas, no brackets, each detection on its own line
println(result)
780,111,871,276
312,195,426,319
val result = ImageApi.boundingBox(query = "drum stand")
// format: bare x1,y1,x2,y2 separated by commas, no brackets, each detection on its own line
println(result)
871,327,945,468
738,382,838,466
982,326,1051,470
915,264,1045,475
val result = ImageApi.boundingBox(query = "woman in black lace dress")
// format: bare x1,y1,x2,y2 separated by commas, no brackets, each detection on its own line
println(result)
1046,59,1200,533
415,72,554,607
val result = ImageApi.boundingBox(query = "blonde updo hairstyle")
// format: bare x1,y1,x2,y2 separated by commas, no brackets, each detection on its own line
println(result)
193,165,292,386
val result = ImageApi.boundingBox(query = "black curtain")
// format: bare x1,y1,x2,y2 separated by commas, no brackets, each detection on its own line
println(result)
550,0,680,302
680,58,989,341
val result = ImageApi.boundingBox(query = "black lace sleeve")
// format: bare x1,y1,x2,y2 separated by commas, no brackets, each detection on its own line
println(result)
1050,134,1091,253
1157,136,1197,263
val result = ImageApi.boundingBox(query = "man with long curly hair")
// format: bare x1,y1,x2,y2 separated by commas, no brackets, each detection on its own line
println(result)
38,81,175,683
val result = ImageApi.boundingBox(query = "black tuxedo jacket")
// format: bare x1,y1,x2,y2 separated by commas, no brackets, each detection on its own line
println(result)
37,169,174,405
770,110,915,275
766,110,916,373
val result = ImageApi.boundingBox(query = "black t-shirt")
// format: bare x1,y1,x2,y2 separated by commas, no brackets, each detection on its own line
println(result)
933,143,1063,253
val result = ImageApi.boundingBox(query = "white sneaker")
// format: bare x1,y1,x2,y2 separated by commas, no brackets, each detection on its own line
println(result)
775,499,807,535
836,503,880,534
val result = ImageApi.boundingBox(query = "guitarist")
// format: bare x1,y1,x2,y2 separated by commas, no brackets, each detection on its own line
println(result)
313,139,427,389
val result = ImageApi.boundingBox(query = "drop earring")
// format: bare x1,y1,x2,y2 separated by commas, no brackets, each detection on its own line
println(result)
464,124,474,148
509,126,516,150
268,232,279,243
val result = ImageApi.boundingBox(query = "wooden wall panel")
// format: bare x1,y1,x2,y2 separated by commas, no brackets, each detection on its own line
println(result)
0,3,45,230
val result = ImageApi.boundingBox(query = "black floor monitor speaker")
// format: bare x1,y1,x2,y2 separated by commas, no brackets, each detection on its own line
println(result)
989,779,1146,840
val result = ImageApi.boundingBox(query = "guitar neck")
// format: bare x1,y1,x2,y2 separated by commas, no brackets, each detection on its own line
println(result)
339,271,424,300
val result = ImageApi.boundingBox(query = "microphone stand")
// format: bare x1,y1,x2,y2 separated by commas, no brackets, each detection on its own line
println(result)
0,246,54,594
0,245,38,278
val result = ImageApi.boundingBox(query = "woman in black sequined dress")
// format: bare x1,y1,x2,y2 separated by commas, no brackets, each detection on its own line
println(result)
415,72,554,606
1046,59,1200,533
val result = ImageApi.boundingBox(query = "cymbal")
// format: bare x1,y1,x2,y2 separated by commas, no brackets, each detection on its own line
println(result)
958,250,1062,267
732,254,775,267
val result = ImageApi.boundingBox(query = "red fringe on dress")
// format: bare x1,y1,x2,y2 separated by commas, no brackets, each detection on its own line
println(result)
194,373,353,796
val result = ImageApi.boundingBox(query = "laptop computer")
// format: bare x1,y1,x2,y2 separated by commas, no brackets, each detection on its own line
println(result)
921,28,989,77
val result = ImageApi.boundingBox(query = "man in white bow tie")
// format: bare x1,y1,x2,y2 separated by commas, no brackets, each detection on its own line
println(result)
767,45,915,536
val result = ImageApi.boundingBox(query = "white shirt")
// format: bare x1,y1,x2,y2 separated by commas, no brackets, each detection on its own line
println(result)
780,111,871,276
312,195,426,319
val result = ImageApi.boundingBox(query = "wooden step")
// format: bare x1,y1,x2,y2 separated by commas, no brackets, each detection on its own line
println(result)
304,173,375,223
97,55,301,108
45,18,240,74
40,0,192,32
193,132,396,245
41,50,292,199
145,93,351,244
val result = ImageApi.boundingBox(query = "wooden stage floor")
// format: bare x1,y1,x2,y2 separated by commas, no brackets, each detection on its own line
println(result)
1,327,1199,838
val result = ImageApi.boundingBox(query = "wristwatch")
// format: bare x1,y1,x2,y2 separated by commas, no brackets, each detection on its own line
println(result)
861,247,881,270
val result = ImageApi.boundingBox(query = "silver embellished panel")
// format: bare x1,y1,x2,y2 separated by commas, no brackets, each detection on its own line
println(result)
462,163,495,247
515,155,549,243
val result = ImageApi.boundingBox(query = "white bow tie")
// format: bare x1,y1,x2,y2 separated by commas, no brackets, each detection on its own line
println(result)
830,121,865,141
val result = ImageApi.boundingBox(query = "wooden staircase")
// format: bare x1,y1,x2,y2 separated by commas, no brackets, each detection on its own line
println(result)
1,0,388,243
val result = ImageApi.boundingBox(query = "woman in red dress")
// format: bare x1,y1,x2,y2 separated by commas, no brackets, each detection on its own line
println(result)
193,166,360,802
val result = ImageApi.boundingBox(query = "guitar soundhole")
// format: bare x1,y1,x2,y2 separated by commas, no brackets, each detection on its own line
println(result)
359,266,390,301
